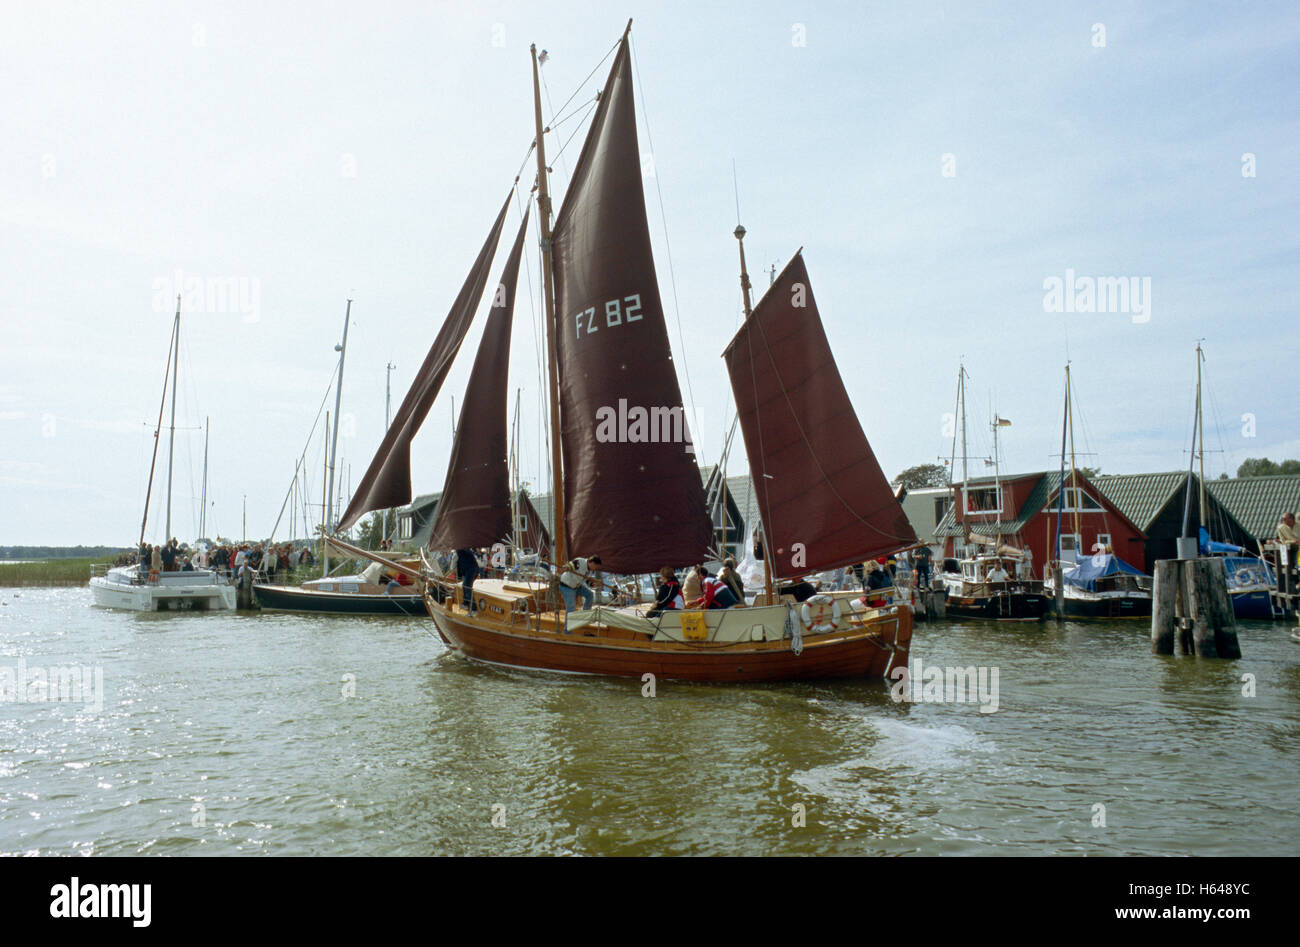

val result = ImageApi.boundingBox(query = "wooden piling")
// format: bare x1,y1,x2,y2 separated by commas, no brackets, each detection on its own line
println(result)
1150,556,1240,658
1052,565,1064,622
1151,561,1178,654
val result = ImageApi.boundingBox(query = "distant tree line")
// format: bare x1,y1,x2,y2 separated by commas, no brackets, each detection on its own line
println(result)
1236,458,1300,478
0,545,130,560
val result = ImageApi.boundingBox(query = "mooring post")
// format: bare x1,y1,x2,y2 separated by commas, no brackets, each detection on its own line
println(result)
1150,555,1239,658
1052,565,1064,621
1151,560,1178,654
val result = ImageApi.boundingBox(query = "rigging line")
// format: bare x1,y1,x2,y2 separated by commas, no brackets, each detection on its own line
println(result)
539,68,570,185
549,99,599,166
542,35,622,139
512,141,537,189
548,94,600,132
630,33,706,469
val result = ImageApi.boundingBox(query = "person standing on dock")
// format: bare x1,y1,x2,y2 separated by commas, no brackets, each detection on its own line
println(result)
913,546,933,589
1277,512,1300,571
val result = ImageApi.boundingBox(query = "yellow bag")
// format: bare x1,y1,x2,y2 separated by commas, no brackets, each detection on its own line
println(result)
681,611,708,641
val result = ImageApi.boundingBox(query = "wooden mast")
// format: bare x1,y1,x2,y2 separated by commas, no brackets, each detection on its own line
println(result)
733,223,774,602
531,41,566,569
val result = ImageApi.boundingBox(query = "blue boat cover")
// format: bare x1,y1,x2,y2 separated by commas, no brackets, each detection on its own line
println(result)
1198,527,1246,556
1062,553,1149,591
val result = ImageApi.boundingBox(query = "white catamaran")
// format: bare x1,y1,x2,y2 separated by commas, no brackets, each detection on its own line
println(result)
90,297,236,611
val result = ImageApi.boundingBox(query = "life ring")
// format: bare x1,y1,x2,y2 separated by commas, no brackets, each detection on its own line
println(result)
800,594,842,633
1234,567,1261,587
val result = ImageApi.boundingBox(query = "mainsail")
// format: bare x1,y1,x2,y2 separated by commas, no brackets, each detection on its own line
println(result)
550,36,712,573
723,252,916,578
426,211,529,551
337,197,511,531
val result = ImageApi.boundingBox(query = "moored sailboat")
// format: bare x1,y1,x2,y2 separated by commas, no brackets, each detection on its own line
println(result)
90,297,236,611
1041,365,1153,618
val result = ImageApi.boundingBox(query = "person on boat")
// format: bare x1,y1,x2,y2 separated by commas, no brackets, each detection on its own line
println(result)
646,566,684,618
181,557,195,572
455,548,479,612
986,561,1010,590
160,541,176,572
682,564,705,606
149,544,162,579
558,555,601,611
700,575,740,609
778,577,818,602
719,557,745,603
865,560,891,591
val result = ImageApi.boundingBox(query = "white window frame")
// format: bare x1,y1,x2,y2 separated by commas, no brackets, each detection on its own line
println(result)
1056,487,1104,513
964,486,1004,517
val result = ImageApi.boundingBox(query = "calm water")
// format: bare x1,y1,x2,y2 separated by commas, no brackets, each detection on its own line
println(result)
1,586,1296,856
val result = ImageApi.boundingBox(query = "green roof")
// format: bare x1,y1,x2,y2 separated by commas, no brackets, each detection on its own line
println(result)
1090,472,1187,532
1206,475,1300,539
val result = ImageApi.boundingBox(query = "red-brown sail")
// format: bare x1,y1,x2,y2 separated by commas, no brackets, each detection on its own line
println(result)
550,37,711,573
337,197,511,531
722,252,917,578
426,212,529,551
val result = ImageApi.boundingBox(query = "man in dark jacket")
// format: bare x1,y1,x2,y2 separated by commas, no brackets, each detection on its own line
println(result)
456,548,479,612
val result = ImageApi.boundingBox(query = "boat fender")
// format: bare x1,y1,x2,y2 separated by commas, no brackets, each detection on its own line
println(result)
800,594,841,633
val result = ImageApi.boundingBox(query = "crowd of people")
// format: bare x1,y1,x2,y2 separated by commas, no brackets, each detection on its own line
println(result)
131,538,316,585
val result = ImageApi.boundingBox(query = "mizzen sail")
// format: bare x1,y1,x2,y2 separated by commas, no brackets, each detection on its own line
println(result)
723,252,916,578
426,211,529,551
550,37,711,572
337,197,510,531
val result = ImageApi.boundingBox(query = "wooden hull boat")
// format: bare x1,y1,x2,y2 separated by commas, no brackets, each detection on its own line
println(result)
426,584,912,682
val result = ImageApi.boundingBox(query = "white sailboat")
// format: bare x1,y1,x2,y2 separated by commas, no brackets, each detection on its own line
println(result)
90,297,236,611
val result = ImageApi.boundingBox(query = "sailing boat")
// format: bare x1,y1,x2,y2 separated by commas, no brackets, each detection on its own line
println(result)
90,297,236,611
252,302,437,615
333,22,916,681
1042,365,1153,619
939,363,1049,621
1182,344,1278,619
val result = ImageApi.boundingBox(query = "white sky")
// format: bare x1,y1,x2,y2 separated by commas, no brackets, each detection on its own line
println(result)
2,1,1297,546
